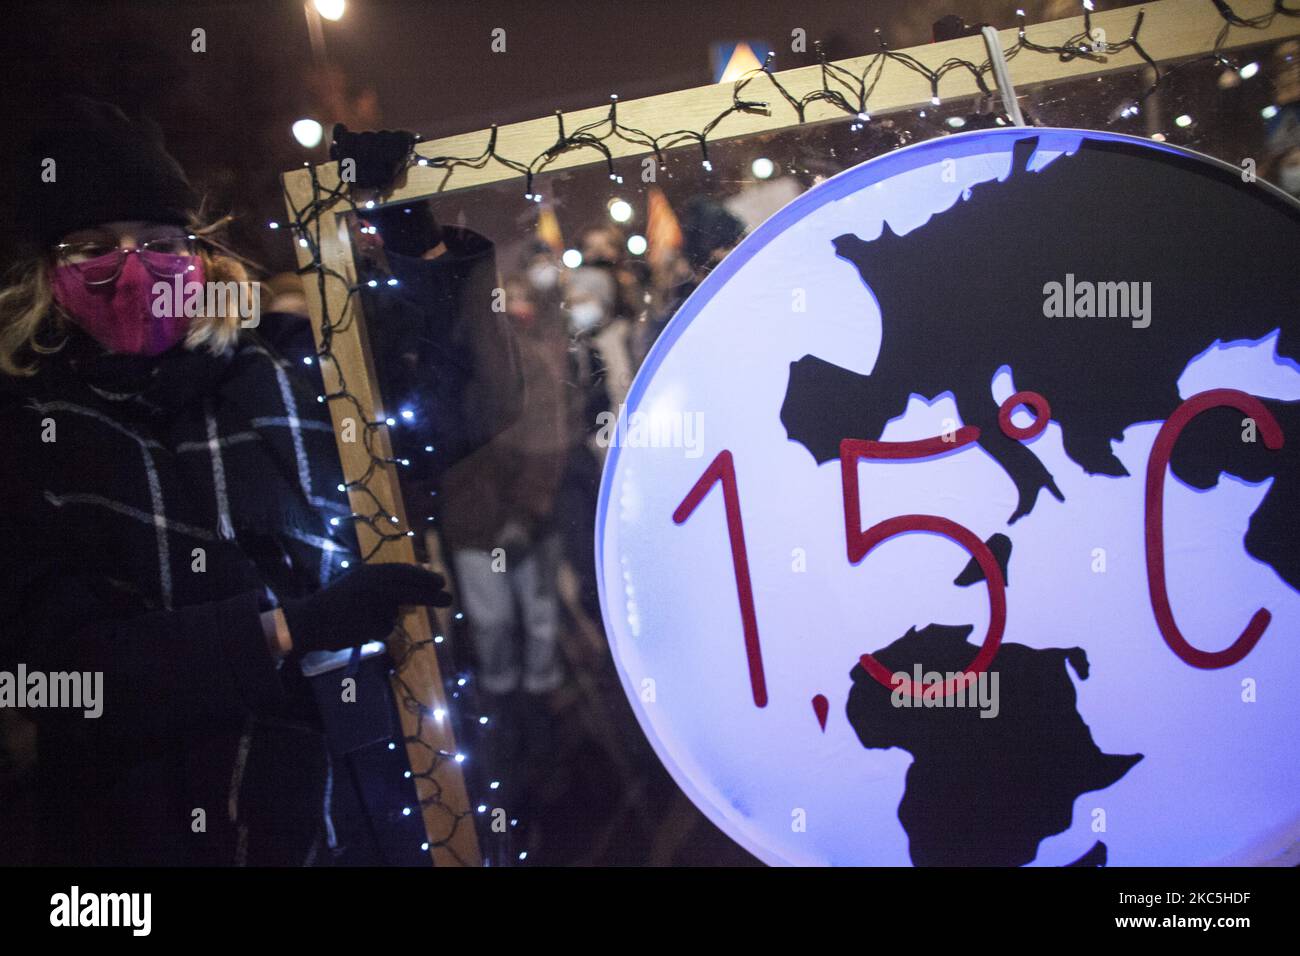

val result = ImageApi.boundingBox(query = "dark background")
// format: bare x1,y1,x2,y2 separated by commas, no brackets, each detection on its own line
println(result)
3,0,1290,868
0,0,1136,272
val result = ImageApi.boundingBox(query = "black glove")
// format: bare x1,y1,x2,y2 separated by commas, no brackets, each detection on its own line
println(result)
280,563,452,654
330,123,418,192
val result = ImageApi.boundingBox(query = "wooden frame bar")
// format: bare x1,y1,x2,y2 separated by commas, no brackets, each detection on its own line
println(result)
282,0,1298,867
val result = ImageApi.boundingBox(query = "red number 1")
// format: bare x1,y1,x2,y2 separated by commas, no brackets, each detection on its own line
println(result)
674,450,768,708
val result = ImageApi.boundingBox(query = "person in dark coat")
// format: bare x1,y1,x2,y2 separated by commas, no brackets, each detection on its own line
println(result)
351,199,525,524
0,99,509,866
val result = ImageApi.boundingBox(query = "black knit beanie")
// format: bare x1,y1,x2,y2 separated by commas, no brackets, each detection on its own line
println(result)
18,97,199,248
367,201,445,259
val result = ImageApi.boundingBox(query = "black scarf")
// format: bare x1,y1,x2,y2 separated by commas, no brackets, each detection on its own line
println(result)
13,330,357,614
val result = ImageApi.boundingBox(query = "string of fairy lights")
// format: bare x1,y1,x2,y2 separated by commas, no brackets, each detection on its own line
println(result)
277,0,1299,865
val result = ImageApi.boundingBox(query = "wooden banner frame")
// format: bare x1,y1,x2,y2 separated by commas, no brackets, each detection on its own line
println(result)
282,0,1299,867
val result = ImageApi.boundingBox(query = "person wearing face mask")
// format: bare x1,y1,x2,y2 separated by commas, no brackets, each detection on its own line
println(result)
1261,41,1300,199
641,196,745,359
343,195,525,536
1262,109,1300,200
436,275,571,799
0,99,454,866
1274,147,1300,198
565,226,642,436
526,251,562,299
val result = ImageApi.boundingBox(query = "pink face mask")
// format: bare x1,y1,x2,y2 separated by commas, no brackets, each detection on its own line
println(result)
51,252,205,356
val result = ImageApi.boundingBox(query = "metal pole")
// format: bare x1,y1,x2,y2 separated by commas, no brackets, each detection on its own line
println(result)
981,25,1027,126
304,2,326,64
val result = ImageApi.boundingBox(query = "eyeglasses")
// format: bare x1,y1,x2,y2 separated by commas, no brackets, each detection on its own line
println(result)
53,235,201,286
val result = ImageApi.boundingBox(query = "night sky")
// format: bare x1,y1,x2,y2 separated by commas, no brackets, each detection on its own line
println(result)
2,0,1131,271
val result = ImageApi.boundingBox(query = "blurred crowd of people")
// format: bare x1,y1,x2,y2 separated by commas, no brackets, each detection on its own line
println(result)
340,195,748,855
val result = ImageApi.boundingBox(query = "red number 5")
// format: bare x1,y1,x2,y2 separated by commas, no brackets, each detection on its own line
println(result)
840,429,1007,701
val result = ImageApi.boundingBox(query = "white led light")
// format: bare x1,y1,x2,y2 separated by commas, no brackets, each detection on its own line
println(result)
608,199,633,223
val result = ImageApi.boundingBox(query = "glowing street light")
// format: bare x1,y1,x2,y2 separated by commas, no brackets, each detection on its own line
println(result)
304,1,344,64
313,0,346,20
608,199,633,223
292,118,324,148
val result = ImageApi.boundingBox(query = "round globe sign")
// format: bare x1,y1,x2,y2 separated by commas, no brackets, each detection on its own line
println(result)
595,127,1300,866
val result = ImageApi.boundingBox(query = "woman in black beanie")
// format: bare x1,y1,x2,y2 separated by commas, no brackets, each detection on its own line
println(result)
0,99,454,865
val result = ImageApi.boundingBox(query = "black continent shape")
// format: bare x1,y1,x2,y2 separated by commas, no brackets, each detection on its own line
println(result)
780,135,1300,589
845,623,1142,866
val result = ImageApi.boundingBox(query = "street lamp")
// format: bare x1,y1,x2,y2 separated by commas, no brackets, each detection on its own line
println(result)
313,0,346,20
304,1,345,64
